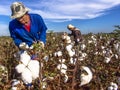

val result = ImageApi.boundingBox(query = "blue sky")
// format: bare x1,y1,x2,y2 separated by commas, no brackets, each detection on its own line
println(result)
0,0,120,36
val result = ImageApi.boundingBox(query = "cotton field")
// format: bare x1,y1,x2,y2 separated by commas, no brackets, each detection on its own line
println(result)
0,31,120,90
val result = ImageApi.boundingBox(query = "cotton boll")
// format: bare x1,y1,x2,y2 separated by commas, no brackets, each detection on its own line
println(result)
11,87,17,90
15,60,39,85
104,57,111,63
57,51,62,57
94,51,98,55
57,64,67,74
59,59,66,63
79,66,93,86
62,33,71,43
54,51,62,57
110,82,118,90
102,50,106,54
19,42,29,50
108,82,118,90
101,46,105,50
66,39,71,43
21,68,32,85
63,34,70,41
66,36,71,41
20,51,31,66
61,34,67,40
64,35,71,41
15,64,26,73
82,53,87,58
115,54,118,59
88,40,93,44
113,43,119,51
70,57,76,64
91,34,96,40
78,52,87,60
54,52,57,57
66,44,72,51
68,50,75,57
64,74,68,83
43,55,49,62
66,44,75,57
78,57,84,61
104,53,113,63
81,44,86,50
27,60,40,80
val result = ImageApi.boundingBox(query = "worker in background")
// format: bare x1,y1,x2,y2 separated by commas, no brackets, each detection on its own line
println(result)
67,24,82,45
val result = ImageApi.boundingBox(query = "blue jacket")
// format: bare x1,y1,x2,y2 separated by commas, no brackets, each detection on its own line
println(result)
9,14,47,47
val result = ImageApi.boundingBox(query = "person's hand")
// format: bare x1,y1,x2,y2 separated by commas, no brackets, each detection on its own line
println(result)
30,41,44,51
38,41,44,48
77,38,80,42
19,42,29,50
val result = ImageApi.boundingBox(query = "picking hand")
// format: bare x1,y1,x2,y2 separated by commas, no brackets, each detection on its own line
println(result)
19,42,29,50
29,41,44,51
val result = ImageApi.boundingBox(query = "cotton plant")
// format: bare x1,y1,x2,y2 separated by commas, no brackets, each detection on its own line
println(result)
66,44,75,57
104,57,111,63
114,54,119,59
87,34,97,44
101,45,105,50
79,66,93,86
54,51,68,82
69,57,77,64
57,59,67,74
113,41,120,55
88,40,93,44
107,82,118,90
15,51,40,86
80,43,86,51
62,32,71,44
54,50,66,72
43,55,49,62
91,34,97,41
57,59,68,83
103,49,114,63
61,32,75,57
78,51,87,61
0,64,8,85
54,50,62,57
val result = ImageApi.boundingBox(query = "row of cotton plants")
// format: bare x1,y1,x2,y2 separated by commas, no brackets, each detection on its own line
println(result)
37,32,120,90
0,32,120,90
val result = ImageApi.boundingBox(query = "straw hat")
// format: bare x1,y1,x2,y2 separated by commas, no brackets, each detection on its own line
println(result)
10,2,29,19
67,24,75,29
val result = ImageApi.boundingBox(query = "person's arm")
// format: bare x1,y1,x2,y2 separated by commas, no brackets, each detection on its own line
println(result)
37,15,47,44
9,22,22,47
75,30,80,38
75,30,82,42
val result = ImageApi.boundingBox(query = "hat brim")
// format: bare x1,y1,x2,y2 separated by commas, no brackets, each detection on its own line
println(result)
11,8,29,19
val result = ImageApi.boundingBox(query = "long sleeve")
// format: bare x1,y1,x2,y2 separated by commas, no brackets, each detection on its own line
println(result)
9,21,22,47
37,15,47,43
